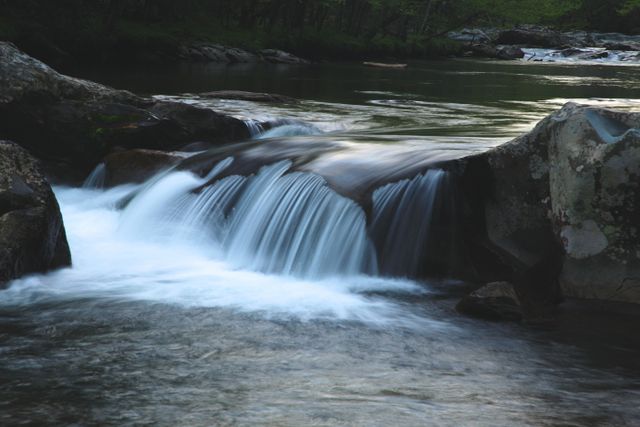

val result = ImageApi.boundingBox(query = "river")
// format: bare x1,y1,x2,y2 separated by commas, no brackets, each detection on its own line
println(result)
1,58,640,426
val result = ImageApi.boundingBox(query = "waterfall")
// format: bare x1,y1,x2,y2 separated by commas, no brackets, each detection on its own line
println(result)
114,154,460,280
83,163,106,188
257,122,322,139
244,118,322,139
370,169,459,278
118,157,233,241
223,162,377,277
118,159,377,279
244,119,265,137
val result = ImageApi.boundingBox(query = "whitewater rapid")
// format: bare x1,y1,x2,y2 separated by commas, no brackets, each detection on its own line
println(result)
1,177,441,326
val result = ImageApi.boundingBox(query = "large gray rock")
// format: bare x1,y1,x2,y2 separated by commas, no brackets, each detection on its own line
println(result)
458,103,640,314
0,140,71,287
0,42,250,180
547,104,640,302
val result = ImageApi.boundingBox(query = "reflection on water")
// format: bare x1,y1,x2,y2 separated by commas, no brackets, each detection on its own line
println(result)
69,58,640,139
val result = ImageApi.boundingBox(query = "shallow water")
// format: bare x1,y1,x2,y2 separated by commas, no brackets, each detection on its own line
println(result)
2,59,640,426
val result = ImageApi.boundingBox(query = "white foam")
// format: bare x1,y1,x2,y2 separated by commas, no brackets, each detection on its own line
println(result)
1,176,432,326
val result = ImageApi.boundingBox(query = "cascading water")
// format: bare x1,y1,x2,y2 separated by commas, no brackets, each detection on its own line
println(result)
114,150,459,280
257,122,322,139
244,119,265,137
244,118,322,140
118,159,377,278
82,162,106,188
370,169,460,278
222,162,377,277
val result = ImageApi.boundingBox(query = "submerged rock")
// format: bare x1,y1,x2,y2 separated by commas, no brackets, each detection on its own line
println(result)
0,140,71,287
0,42,250,180
456,282,523,321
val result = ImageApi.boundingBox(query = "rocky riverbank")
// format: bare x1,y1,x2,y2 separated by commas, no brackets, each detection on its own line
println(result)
0,42,251,181
449,25,640,62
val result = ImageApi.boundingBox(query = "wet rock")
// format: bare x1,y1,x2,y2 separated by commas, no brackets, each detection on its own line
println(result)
0,140,71,287
103,149,188,187
559,47,585,57
456,103,640,311
199,90,298,103
259,49,310,65
496,46,525,60
448,28,493,44
0,42,249,180
546,104,640,303
468,44,524,60
177,43,260,63
177,44,309,65
603,41,640,51
496,27,580,48
456,282,523,321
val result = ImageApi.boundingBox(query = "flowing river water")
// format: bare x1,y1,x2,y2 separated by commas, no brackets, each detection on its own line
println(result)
1,59,640,426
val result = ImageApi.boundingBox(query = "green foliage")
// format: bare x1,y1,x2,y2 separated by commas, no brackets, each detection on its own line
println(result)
1,0,638,62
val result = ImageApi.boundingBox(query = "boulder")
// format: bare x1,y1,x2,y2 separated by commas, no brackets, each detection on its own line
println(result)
448,28,492,44
177,44,260,63
603,42,640,51
547,104,640,303
259,49,310,65
103,149,188,187
0,140,71,287
0,42,250,180
468,44,524,60
456,103,640,317
496,46,525,60
176,44,309,65
496,27,579,48
456,282,523,321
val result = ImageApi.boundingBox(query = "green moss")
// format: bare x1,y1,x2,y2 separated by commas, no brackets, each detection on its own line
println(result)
93,113,141,125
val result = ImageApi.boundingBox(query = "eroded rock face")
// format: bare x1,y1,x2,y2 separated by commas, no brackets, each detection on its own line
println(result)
0,42,250,180
459,103,640,311
0,140,71,287
547,104,640,302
